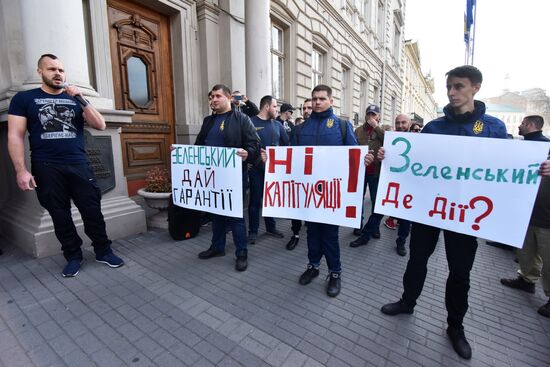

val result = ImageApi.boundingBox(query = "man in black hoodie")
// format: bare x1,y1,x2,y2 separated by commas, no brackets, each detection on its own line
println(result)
195,84,260,271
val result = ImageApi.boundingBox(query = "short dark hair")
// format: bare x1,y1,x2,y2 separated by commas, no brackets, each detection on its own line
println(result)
211,84,231,97
312,84,332,98
37,53,58,68
409,122,422,132
524,115,545,129
303,98,312,104
446,65,483,85
260,95,275,110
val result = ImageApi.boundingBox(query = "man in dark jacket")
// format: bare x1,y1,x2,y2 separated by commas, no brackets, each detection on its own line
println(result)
195,84,260,271
380,65,507,360
291,84,360,298
231,91,259,117
247,95,289,244
501,115,550,317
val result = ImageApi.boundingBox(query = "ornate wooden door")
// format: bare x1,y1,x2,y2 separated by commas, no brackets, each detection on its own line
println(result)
107,0,175,194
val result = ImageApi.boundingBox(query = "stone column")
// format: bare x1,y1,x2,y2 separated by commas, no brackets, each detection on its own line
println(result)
0,0,147,258
19,0,97,95
245,0,271,105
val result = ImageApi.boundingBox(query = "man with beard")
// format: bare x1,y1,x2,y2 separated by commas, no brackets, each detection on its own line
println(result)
195,84,260,271
501,115,550,317
247,95,289,244
8,54,124,277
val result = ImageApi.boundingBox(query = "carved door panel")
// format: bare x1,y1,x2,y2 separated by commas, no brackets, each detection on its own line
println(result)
107,0,174,193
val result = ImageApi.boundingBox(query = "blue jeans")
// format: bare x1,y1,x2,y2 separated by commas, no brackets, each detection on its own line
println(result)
306,222,341,273
397,219,411,244
211,214,247,256
247,169,276,234
32,162,112,262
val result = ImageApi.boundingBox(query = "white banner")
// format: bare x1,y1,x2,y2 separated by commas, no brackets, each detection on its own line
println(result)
262,146,368,228
171,144,243,218
375,132,550,248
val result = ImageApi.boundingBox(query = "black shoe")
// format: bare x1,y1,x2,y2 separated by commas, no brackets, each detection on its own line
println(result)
372,231,381,239
326,272,341,297
396,242,407,256
266,229,284,238
248,232,257,245
353,228,362,236
235,254,248,271
286,235,299,250
538,299,550,318
447,326,472,359
500,277,535,294
198,246,225,259
299,265,319,285
349,237,368,248
380,299,414,315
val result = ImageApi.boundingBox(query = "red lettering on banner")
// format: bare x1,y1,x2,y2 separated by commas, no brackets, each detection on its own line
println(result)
304,147,313,175
268,147,293,173
347,149,361,192
428,195,494,230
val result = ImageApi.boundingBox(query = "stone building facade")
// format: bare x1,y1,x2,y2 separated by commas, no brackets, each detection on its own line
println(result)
401,40,436,125
0,0,416,257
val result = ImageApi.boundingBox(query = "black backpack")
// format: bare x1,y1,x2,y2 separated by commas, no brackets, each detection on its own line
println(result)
167,197,201,240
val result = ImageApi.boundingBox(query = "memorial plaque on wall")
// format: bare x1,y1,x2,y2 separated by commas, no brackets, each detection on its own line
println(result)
84,130,115,194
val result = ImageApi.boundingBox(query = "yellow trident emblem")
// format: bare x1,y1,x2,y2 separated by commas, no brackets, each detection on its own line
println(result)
220,121,225,131
472,120,484,135
326,118,334,128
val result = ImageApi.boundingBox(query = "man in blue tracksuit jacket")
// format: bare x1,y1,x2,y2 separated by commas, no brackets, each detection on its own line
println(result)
291,84,358,297
380,66,507,360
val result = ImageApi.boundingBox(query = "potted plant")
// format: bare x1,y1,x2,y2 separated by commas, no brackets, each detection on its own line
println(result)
137,166,172,228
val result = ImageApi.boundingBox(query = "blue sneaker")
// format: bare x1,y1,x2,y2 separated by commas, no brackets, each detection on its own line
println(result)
96,252,124,268
62,259,82,277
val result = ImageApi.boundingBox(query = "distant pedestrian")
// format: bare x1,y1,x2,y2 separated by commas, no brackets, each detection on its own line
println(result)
231,91,259,117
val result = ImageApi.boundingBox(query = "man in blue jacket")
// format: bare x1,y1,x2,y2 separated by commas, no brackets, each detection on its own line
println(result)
195,84,260,272
291,84,360,297
380,66,507,360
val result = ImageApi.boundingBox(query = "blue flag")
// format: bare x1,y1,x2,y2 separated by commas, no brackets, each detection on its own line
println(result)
464,0,475,43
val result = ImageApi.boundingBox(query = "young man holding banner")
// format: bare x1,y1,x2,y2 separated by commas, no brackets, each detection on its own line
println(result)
290,85,360,297
379,66,507,359
195,84,260,272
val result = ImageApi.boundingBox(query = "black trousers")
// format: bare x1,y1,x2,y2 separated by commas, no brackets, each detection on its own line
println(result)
402,223,478,328
32,162,112,262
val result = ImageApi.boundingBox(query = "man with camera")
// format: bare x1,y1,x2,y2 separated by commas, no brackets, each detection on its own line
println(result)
231,91,259,117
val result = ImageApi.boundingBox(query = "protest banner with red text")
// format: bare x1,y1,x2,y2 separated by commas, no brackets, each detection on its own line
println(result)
171,144,243,218
262,146,368,228
375,132,550,248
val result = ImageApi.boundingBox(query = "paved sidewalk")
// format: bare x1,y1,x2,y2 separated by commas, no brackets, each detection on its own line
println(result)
0,219,549,367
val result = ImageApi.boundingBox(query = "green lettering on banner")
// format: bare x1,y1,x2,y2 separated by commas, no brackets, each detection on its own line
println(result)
527,163,540,184
456,167,471,180
389,137,411,173
411,162,423,176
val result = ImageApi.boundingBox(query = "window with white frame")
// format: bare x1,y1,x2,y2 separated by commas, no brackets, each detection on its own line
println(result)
373,85,380,107
360,77,368,121
377,0,384,39
271,23,284,99
311,49,324,89
393,22,401,60
341,65,351,116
